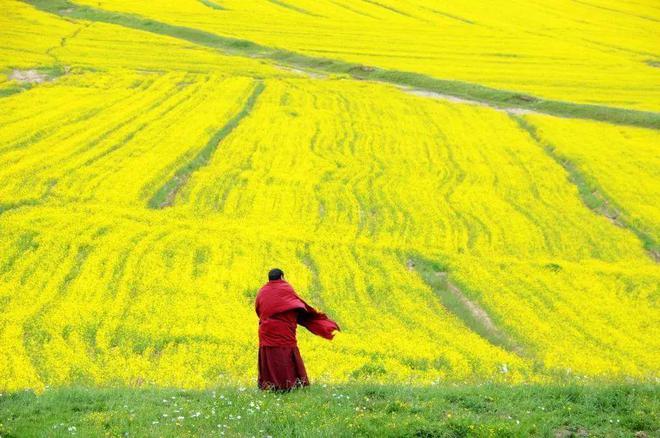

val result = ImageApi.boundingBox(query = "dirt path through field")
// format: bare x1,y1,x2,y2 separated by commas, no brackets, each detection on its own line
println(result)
402,87,539,115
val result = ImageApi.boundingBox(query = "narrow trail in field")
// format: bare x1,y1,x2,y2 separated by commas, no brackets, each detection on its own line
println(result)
22,0,660,130
410,257,527,357
512,115,660,262
401,88,539,115
275,65,327,79
148,81,265,209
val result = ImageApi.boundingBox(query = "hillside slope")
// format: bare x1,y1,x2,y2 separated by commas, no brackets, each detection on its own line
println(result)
0,0,658,391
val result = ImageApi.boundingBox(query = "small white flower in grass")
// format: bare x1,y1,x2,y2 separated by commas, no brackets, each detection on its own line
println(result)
177,416,185,421
152,421,159,425
162,414,168,417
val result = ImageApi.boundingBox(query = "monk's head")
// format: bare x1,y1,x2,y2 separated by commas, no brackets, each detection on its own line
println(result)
268,268,284,281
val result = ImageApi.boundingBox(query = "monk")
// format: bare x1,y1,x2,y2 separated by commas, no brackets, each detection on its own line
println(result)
255,268,339,391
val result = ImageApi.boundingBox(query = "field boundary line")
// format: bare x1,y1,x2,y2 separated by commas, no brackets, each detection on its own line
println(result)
512,115,659,262
22,0,660,130
410,256,528,358
148,81,265,209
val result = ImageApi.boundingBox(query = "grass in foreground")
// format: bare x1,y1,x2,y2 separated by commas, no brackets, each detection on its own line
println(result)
0,384,657,437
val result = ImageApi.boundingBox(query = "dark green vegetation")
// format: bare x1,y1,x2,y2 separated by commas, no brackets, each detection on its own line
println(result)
0,384,657,437
23,0,660,130
148,82,265,209
0,86,25,99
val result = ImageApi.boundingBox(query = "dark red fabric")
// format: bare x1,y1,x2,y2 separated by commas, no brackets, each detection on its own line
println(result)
255,279,340,344
258,346,309,390
258,308,299,347
255,279,339,390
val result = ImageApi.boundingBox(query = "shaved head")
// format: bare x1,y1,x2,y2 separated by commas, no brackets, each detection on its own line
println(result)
268,268,284,281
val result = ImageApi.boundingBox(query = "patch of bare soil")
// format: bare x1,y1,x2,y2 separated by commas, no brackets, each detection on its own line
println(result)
404,88,488,106
402,87,542,116
9,69,51,84
160,174,190,208
447,279,525,355
445,280,501,334
408,259,526,356
276,65,327,79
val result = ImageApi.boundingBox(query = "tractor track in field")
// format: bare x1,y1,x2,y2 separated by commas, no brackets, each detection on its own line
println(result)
409,257,527,358
512,115,660,262
148,81,265,209
400,87,540,115
22,0,660,130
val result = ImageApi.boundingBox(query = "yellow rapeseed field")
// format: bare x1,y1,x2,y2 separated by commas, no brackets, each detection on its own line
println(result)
0,0,658,392
523,115,660,245
72,0,660,111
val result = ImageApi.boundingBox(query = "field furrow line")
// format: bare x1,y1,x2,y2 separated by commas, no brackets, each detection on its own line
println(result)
513,115,659,262
22,0,660,129
149,81,265,209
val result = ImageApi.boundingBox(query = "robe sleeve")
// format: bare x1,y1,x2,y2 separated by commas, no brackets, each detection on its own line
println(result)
297,305,340,340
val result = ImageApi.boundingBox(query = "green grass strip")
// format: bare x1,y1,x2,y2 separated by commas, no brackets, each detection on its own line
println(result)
1,384,657,436
23,0,660,130
148,82,265,209
411,255,526,356
0,86,26,98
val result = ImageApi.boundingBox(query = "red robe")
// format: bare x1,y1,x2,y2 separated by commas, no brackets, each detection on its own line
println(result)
255,279,339,390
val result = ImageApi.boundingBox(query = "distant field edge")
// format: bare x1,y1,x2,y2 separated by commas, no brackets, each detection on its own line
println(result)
1,383,657,436
22,0,660,130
